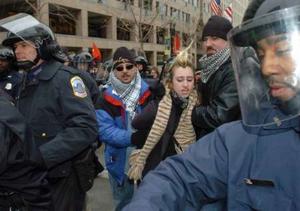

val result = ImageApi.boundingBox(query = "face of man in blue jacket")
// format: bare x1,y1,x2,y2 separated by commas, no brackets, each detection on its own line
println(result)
113,62,137,84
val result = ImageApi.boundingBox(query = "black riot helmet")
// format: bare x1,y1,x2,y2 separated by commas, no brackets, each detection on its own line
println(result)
135,55,150,78
0,47,16,73
73,52,93,64
228,0,300,127
72,52,93,71
230,0,300,47
0,47,14,61
135,56,148,66
0,13,60,70
135,56,148,71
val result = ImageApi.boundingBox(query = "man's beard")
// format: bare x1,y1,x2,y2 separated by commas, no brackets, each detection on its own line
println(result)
265,75,300,91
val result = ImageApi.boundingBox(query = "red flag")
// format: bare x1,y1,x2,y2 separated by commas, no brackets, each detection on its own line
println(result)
92,42,102,61
172,33,180,55
210,0,222,16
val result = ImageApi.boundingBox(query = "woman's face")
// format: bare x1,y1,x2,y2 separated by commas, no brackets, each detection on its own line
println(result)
151,69,158,78
171,66,194,98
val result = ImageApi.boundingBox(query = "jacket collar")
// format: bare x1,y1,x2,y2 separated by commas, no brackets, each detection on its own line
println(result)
38,60,62,81
243,112,300,135
104,79,150,106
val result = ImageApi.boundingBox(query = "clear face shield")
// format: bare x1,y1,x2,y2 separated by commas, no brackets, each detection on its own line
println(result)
0,13,54,49
228,6,300,127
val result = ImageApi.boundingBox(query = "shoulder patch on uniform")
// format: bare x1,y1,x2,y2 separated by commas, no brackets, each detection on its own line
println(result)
70,76,87,98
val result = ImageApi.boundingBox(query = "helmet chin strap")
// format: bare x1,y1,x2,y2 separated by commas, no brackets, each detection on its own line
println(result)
17,55,41,71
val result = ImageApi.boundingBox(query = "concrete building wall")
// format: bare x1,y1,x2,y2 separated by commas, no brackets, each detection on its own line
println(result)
0,0,251,67
0,0,201,67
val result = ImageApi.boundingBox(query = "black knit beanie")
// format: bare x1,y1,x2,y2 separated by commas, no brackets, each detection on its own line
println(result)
113,47,136,68
202,16,233,41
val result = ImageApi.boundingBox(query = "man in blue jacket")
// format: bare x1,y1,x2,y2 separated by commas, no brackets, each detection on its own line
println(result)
123,0,300,210
96,47,151,210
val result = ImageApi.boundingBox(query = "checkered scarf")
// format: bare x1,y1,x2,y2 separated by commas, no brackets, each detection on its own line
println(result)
199,48,230,83
110,71,142,119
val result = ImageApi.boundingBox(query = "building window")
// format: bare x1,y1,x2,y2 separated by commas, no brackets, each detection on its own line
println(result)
140,24,152,43
156,27,166,45
88,12,110,38
186,13,190,23
143,0,153,10
49,4,78,35
117,19,132,41
117,0,134,4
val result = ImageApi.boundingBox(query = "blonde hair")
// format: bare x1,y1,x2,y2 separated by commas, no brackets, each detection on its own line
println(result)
165,41,195,87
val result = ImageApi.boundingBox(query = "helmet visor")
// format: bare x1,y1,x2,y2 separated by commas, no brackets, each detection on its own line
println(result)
228,5,300,127
0,13,52,49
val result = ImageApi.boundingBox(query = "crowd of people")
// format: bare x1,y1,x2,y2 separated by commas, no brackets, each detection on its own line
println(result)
0,0,300,210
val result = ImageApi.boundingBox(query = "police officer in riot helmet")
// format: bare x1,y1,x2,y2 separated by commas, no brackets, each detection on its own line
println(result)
0,47,14,73
1,13,98,211
72,51,93,72
135,55,151,78
123,0,300,210
93,59,109,87
71,51,102,106
0,47,21,99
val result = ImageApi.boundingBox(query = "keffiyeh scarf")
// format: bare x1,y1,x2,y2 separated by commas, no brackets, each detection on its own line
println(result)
199,47,230,83
110,71,142,119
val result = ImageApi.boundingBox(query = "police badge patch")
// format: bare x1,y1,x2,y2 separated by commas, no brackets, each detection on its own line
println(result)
70,76,87,98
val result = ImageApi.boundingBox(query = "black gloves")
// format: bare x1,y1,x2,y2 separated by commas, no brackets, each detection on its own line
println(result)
148,79,165,100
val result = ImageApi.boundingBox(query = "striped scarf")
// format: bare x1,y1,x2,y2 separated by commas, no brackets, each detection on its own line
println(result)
128,87,197,181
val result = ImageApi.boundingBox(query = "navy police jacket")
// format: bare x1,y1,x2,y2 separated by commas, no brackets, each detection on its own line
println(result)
16,60,98,178
0,70,21,99
0,93,50,207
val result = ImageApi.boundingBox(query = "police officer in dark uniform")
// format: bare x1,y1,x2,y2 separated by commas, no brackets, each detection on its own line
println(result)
72,52,93,72
0,89,50,211
0,13,98,211
135,55,150,78
71,51,102,106
0,47,21,99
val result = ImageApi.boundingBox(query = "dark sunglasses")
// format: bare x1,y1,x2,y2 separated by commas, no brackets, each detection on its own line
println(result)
115,64,134,72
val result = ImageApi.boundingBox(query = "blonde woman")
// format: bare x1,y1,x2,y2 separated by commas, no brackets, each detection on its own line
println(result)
128,44,198,182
